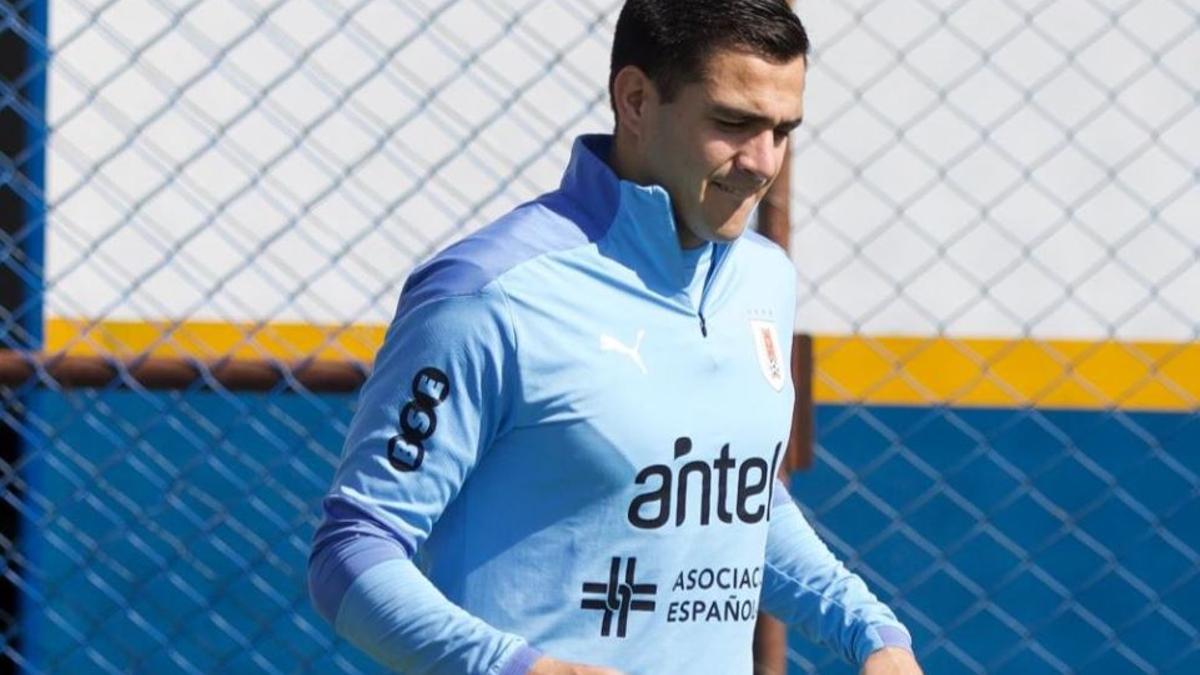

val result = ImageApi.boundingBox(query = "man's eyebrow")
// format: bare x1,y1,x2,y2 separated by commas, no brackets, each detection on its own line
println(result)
710,104,804,130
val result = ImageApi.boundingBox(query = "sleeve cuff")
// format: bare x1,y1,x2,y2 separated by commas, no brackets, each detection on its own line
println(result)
857,624,914,663
493,643,543,675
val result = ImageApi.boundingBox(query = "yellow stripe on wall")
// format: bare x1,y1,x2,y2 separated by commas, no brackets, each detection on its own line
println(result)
814,335,1199,411
44,319,1198,411
45,319,387,364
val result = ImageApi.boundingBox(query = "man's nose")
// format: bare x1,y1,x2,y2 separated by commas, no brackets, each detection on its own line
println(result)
734,130,779,183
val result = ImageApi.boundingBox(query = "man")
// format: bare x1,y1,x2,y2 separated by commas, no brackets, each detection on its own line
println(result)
309,1,922,673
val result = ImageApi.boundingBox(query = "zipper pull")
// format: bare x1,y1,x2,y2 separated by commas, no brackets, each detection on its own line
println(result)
699,313,708,337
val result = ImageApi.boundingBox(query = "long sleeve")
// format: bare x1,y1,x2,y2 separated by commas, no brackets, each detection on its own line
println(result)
761,482,914,665
307,272,541,675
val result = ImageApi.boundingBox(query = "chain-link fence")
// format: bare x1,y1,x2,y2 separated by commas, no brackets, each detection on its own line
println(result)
786,4,1199,669
1,0,1198,672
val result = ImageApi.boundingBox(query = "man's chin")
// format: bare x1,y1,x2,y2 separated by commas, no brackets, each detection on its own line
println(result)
679,211,753,247
711,214,754,242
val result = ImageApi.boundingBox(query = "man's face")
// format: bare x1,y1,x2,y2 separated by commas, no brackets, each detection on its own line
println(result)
640,50,806,248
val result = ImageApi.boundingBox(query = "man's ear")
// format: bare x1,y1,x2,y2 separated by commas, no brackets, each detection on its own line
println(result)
611,65,655,141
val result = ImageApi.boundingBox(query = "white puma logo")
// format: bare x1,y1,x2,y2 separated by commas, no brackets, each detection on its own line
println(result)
599,329,647,375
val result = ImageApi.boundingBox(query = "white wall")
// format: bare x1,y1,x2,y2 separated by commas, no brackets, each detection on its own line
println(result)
45,0,1198,340
791,0,1199,340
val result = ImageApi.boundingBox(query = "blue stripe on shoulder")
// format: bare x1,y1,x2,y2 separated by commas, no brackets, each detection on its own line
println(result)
396,196,612,316
394,136,623,315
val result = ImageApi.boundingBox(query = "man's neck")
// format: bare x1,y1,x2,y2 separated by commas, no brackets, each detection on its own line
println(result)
608,132,703,249
608,131,648,185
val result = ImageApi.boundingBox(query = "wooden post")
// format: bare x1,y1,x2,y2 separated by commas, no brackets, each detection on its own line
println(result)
753,133,815,673
754,7,813,662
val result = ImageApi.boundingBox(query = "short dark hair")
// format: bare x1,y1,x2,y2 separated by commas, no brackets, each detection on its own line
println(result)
609,0,809,111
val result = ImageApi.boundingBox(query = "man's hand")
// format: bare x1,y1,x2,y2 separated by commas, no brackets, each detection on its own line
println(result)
860,647,922,675
526,655,624,675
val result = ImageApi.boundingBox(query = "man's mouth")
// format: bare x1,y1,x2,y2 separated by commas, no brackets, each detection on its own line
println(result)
712,181,755,198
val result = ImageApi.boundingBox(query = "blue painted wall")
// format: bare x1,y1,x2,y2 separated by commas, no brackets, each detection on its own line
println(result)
20,391,1199,673
788,405,1199,674
21,388,373,674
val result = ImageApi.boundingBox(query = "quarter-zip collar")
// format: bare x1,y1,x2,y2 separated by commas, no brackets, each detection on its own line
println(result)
558,134,735,301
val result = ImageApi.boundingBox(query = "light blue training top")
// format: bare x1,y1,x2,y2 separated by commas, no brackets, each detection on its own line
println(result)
308,135,912,675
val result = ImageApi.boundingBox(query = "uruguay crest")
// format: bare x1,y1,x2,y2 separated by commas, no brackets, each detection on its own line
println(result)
749,319,785,392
